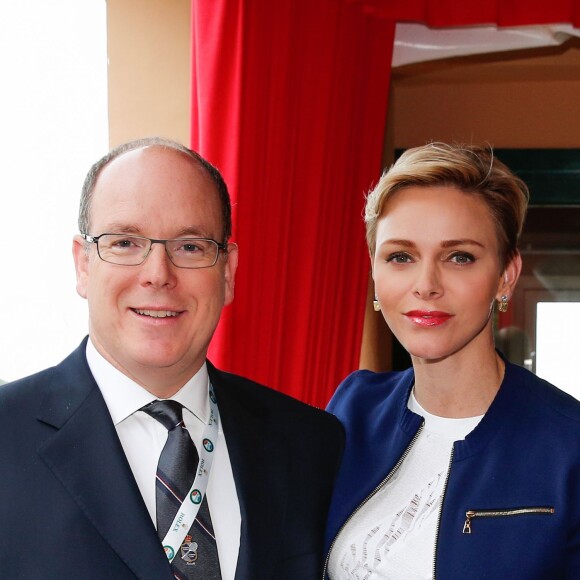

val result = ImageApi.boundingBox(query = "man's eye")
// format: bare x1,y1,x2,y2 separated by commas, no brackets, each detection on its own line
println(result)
114,239,134,248
107,237,147,251
110,238,139,249
181,243,203,253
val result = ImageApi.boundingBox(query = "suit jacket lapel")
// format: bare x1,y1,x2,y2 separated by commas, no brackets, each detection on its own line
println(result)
209,365,290,580
36,342,173,580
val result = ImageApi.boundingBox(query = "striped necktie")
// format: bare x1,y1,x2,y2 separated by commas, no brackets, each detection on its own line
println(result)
142,400,222,579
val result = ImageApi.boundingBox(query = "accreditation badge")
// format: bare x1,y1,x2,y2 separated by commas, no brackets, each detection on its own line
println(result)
180,535,198,565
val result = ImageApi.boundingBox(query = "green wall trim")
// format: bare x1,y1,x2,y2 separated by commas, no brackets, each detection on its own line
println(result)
495,149,580,206
395,148,580,206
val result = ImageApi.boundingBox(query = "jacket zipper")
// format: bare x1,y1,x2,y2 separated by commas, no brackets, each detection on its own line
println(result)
431,447,454,580
321,422,424,579
462,506,555,534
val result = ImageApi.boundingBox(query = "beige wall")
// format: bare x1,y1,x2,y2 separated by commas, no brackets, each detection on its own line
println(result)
107,0,191,148
106,6,579,154
388,40,580,151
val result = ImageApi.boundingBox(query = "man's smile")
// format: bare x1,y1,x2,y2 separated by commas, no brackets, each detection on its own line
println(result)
131,308,182,318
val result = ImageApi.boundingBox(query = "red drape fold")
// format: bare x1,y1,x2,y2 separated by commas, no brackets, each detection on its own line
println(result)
191,0,579,406
191,0,394,406
346,0,580,26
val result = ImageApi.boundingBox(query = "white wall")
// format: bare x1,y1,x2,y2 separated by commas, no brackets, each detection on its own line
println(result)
536,302,580,400
0,1,108,381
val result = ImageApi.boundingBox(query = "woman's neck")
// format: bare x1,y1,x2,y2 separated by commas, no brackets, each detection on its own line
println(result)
411,342,505,419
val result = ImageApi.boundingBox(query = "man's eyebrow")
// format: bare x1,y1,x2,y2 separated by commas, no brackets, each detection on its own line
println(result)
96,224,212,238
100,223,141,234
174,226,212,238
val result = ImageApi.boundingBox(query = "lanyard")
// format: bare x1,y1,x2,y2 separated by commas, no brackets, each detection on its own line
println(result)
161,382,220,563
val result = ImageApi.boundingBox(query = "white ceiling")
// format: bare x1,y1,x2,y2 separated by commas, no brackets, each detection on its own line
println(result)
393,23,580,67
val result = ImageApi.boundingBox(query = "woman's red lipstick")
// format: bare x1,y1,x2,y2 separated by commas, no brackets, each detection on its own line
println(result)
404,310,453,327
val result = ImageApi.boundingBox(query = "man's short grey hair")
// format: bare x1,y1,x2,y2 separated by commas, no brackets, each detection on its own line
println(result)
78,137,232,242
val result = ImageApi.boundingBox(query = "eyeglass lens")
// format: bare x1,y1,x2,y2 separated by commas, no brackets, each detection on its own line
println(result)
96,234,219,268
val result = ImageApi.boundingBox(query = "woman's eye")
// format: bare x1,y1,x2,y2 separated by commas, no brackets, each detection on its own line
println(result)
449,252,475,264
386,252,412,264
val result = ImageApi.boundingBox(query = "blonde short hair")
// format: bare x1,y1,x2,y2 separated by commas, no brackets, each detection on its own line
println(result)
365,142,529,268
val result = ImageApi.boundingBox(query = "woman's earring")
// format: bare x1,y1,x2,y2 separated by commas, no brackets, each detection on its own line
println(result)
373,297,381,312
498,295,509,313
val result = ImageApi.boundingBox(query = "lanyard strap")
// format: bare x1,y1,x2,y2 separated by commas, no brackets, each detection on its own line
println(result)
161,382,220,562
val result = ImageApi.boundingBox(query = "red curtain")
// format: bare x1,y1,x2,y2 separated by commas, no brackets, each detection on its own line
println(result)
191,0,579,407
191,0,394,407
344,0,580,27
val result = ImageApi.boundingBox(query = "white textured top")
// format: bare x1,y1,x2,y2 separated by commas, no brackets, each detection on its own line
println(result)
86,339,241,580
328,392,483,580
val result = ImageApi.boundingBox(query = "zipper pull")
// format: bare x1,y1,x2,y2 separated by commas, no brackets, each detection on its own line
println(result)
463,511,475,534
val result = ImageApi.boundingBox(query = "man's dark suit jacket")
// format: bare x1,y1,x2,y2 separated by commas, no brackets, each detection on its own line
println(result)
0,338,343,579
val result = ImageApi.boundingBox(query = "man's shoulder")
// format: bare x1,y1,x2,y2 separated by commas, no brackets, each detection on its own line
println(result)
208,363,344,477
0,365,58,403
0,340,92,422
0,366,61,443
208,362,341,429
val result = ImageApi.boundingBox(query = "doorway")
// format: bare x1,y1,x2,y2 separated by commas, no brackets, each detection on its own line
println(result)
499,206,580,399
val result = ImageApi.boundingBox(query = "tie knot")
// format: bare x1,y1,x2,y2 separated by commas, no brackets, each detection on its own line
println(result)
141,399,185,431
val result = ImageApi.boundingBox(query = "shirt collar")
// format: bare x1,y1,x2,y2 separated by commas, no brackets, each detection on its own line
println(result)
86,338,210,426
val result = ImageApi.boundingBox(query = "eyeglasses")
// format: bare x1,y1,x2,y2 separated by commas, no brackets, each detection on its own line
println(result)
82,233,228,269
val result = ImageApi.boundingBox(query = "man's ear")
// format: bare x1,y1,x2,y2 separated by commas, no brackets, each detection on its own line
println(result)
72,235,89,299
497,251,522,301
223,243,239,306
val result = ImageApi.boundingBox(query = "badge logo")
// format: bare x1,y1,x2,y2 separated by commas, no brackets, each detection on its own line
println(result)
163,545,175,560
190,489,202,504
181,536,198,565
203,438,214,452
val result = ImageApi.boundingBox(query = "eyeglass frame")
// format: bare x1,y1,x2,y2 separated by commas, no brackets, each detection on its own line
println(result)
81,233,229,269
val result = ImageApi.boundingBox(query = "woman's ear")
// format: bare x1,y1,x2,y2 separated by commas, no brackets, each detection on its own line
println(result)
497,251,522,301
369,242,380,280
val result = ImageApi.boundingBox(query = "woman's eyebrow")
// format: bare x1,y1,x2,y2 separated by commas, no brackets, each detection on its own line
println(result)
440,239,485,248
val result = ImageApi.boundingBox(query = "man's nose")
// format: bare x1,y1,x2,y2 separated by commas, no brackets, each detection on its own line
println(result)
139,242,177,287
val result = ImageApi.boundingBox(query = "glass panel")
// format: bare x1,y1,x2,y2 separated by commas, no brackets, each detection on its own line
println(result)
536,302,580,400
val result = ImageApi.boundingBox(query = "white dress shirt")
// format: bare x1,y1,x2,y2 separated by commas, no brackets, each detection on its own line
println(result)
86,339,241,580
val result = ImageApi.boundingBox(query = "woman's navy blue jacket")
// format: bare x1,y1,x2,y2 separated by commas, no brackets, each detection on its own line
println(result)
324,360,580,579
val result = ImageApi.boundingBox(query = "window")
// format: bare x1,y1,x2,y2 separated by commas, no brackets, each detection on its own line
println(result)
536,302,580,399
0,1,107,382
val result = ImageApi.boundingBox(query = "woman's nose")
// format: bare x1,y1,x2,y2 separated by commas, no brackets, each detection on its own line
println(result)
413,262,443,299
